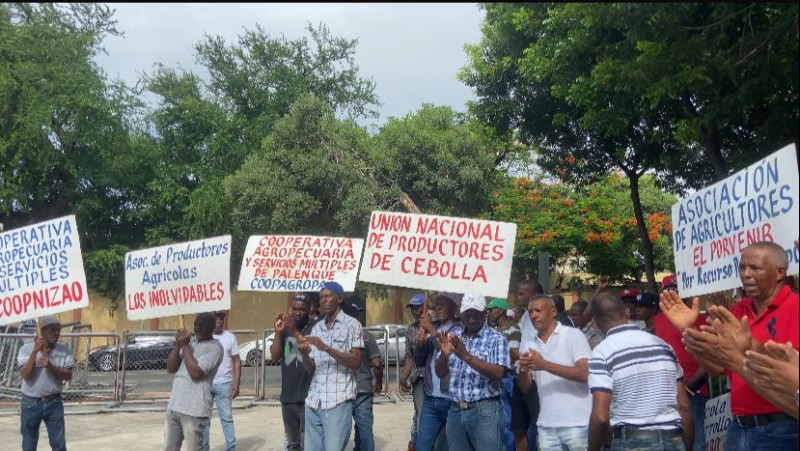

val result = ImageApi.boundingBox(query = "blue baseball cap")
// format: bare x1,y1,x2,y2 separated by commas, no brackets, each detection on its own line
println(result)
407,293,425,307
320,281,344,296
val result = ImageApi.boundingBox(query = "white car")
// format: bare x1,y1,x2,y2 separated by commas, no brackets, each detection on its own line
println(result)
369,324,407,365
238,333,276,367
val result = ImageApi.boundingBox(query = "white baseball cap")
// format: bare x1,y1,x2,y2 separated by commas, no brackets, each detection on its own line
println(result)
39,315,61,329
460,292,486,313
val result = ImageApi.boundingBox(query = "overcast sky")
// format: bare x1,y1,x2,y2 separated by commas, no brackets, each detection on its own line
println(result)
94,3,486,128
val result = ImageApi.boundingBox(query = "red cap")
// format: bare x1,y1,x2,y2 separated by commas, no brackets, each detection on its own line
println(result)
619,288,640,300
662,274,678,290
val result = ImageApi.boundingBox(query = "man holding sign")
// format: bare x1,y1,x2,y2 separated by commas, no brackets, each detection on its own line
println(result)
17,315,74,451
164,312,223,451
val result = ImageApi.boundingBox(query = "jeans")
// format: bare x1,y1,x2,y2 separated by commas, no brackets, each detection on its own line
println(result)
20,394,66,451
500,374,515,451
725,418,799,450
689,393,706,451
409,380,424,445
165,409,210,451
446,398,503,451
282,403,305,451
611,431,684,451
537,426,588,450
203,382,235,451
353,393,375,451
416,395,451,451
304,401,353,451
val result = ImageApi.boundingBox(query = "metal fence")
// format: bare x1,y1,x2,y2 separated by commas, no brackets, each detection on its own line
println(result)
117,329,260,411
0,330,121,415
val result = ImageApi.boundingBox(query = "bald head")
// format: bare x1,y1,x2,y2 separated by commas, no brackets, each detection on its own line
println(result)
744,241,788,269
591,291,628,332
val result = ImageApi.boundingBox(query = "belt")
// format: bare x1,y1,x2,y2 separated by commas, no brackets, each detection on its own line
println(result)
734,412,795,429
452,396,499,410
23,393,62,403
612,426,682,440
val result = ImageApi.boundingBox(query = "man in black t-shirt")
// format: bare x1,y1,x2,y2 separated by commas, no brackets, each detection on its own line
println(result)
270,293,316,450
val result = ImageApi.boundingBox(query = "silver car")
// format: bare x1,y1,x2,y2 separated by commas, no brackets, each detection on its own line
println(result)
368,324,407,366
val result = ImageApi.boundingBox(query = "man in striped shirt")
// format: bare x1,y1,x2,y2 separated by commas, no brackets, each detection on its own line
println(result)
299,281,364,451
587,291,693,451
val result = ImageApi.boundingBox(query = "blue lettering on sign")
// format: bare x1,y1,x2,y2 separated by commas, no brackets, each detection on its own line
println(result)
0,218,76,293
249,278,326,291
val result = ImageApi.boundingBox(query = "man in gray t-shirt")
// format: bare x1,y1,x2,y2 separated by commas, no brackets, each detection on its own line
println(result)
18,315,75,451
165,312,223,451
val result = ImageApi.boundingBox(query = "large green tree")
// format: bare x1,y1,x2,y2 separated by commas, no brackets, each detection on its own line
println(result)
461,3,799,291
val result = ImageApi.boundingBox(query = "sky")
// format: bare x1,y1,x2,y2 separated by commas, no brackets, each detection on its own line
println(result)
94,3,486,129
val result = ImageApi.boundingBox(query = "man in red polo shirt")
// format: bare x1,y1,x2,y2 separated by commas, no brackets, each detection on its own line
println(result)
653,273,708,451
660,241,799,450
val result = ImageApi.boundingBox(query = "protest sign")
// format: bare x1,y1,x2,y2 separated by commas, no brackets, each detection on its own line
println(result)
238,235,364,292
0,215,88,326
125,236,231,321
358,211,517,298
671,144,799,297
704,393,732,451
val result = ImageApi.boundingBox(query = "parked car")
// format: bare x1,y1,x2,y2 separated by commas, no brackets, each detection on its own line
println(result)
369,324,407,365
89,335,175,371
238,333,276,367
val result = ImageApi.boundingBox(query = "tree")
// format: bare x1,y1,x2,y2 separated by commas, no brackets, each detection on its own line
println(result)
490,174,675,286
372,104,497,217
460,3,798,291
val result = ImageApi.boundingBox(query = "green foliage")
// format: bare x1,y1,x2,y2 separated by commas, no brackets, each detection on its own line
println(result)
373,104,497,216
490,174,675,284
83,245,129,312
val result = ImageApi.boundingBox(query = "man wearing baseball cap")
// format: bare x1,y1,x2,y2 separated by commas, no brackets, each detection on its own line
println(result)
619,287,644,329
400,293,426,451
632,292,659,334
299,281,364,451
18,315,75,451
435,293,510,450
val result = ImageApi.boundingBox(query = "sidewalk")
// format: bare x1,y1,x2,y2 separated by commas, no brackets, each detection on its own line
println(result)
0,401,413,450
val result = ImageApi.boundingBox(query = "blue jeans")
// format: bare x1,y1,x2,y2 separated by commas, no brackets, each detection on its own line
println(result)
689,393,706,451
446,398,503,451
725,418,799,450
353,393,375,451
202,382,235,451
305,401,353,451
537,426,588,450
611,431,684,451
409,380,424,445
416,395,451,451
20,394,66,451
500,374,515,451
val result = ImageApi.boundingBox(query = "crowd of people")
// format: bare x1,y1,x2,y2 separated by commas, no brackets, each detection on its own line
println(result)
16,241,799,450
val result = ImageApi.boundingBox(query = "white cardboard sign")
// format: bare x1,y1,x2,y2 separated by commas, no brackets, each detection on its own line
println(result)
671,144,799,297
704,393,732,451
125,236,231,320
358,211,517,298
237,235,364,292
0,215,88,325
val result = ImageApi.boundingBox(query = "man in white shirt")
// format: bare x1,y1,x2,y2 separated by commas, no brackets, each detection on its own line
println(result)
520,295,592,450
202,310,241,451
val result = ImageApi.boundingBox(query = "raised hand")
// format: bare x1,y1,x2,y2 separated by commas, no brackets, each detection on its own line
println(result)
176,328,191,347
438,331,453,356
701,305,752,353
305,336,327,353
274,313,286,334
659,290,700,331
449,334,468,360
298,335,311,354
745,341,799,396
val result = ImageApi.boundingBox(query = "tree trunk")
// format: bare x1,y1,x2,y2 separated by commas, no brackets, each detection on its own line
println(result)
399,191,422,213
628,175,658,293
680,92,728,180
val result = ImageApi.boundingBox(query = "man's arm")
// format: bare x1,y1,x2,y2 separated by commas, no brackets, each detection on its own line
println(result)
298,339,316,374
166,343,182,374
19,340,46,381
231,353,242,398
269,329,285,362
521,352,588,383
305,335,362,370
434,347,450,378
371,356,383,396
449,334,505,382
676,380,694,450
180,343,208,381
588,390,613,451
